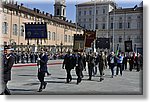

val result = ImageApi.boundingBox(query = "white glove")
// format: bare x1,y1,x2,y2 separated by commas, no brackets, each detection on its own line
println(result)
37,58,40,60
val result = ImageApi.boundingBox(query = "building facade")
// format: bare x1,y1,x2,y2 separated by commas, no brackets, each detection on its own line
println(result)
77,0,143,53
1,0,83,53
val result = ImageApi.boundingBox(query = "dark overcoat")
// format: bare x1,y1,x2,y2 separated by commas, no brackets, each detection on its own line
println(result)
39,54,49,72
4,54,15,82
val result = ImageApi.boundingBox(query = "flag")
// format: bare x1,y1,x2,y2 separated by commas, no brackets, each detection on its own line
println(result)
84,30,96,48
73,34,85,52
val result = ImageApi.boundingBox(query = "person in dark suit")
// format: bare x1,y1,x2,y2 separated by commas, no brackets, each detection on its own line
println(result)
1,45,15,95
98,51,105,81
37,49,48,92
62,51,75,83
107,52,117,78
87,52,95,80
75,52,84,84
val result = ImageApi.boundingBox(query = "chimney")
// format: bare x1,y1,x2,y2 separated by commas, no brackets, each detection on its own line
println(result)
33,8,36,12
37,9,40,13
21,3,23,6
50,14,52,18
46,13,49,16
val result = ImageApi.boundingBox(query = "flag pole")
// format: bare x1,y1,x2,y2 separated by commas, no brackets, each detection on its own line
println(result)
93,0,96,52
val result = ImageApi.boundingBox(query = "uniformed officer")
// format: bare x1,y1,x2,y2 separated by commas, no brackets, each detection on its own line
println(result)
87,52,95,80
37,49,48,92
62,51,76,83
1,45,15,95
75,52,84,84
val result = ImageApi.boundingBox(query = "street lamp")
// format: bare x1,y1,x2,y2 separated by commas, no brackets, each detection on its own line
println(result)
60,42,63,53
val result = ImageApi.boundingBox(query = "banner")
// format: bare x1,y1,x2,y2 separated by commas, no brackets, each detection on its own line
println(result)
25,22,47,39
73,34,85,52
124,41,133,52
95,38,110,49
84,30,96,48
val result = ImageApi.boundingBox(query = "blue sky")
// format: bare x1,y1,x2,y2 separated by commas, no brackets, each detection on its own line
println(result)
16,0,143,22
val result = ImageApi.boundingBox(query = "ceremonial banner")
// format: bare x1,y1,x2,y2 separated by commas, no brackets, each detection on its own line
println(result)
124,41,133,52
95,38,110,49
84,30,96,48
25,22,47,39
73,34,85,52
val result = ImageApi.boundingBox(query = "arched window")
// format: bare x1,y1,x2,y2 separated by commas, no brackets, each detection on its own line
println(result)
2,22,8,34
57,9,60,15
13,24,18,35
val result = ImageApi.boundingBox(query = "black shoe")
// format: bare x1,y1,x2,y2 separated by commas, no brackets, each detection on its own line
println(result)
37,89,42,92
100,78,104,82
0,92,4,95
47,73,51,76
69,78,72,82
76,81,80,85
43,82,47,89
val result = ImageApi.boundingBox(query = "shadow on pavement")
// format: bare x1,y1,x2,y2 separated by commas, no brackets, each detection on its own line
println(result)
10,89,36,92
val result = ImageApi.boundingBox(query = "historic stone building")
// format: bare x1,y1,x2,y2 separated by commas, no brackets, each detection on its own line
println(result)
1,0,83,53
76,0,143,53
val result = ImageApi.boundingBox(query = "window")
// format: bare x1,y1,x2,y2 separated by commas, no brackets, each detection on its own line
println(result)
13,24,18,35
96,18,98,21
96,10,98,15
64,35,67,42
48,31,51,40
102,23,105,29
89,24,91,29
119,36,122,43
52,32,55,40
102,17,105,21
110,23,113,29
84,11,86,15
127,22,130,28
119,17,122,20
20,25,24,36
84,18,86,22
89,18,91,22
111,17,113,20
89,10,92,15
137,22,141,29
96,24,98,29
68,35,71,42
2,22,8,34
103,9,105,14
57,9,60,15
137,15,141,19
53,32,56,40
119,23,122,29
83,24,86,28
128,16,131,20
79,11,81,16
63,9,65,16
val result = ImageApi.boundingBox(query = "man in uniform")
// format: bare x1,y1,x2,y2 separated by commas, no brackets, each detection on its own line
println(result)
37,49,48,92
62,51,75,83
75,52,84,84
1,45,15,95
87,52,95,80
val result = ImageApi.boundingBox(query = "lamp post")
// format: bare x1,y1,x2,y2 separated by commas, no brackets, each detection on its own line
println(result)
93,0,96,52
60,42,63,53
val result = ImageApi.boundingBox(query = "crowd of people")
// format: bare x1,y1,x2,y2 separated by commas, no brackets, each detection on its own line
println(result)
62,50,143,85
10,51,63,64
1,45,143,94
